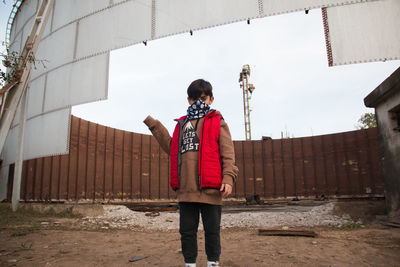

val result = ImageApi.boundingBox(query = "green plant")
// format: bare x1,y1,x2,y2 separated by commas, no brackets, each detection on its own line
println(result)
11,224,40,237
0,48,46,87
0,204,37,226
340,219,364,230
58,249,70,254
356,112,377,129
20,242,33,250
0,203,80,228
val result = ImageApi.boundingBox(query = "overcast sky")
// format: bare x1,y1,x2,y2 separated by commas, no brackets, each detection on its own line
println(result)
1,3,399,140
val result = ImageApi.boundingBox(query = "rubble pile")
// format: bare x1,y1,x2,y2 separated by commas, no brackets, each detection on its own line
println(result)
81,202,352,231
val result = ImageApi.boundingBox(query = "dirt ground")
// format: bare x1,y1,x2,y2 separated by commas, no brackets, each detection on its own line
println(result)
1,201,400,267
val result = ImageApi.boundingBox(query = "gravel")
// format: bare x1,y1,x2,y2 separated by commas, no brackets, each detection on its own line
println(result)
81,202,352,231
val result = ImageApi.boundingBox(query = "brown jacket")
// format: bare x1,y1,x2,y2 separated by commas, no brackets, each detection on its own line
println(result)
144,111,238,205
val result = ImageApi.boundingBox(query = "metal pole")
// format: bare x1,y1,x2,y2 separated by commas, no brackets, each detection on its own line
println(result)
241,73,248,140
0,0,53,154
245,74,251,140
11,84,29,212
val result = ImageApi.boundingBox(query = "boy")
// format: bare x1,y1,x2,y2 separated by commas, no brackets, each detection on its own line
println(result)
143,79,238,267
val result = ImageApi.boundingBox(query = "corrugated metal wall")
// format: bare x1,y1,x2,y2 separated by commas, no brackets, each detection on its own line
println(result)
7,116,383,202
233,129,383,198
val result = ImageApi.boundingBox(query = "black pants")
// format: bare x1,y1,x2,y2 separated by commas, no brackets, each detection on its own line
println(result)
179,202,222,263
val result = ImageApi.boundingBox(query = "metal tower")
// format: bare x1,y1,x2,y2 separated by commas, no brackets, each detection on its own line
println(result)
239,65,255,140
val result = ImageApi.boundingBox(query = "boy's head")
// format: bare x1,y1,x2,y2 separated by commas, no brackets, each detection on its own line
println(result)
187,79,214,105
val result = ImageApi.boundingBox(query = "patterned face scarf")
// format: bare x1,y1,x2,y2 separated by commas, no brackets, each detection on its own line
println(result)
186,99,210,120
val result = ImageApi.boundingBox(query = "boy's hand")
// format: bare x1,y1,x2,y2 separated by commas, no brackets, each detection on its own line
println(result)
220,183,232,198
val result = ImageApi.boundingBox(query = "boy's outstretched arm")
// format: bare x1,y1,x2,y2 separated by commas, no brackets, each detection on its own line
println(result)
219,119,239,198
143,115,172,154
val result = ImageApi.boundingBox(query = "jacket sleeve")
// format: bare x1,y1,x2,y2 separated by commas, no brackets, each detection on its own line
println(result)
143,115,171,154
219,119,239,186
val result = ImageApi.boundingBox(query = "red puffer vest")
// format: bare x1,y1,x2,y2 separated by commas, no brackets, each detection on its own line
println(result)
170,110,222,190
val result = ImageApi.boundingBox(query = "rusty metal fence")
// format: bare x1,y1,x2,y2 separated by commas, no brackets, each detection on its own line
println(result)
7,116,383,202
233,129,383,199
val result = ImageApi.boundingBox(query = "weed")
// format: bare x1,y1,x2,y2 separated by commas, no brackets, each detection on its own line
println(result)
0,204,36,226
11,224,40,237
340,219,364,230
0,203,80,227
20,242,33,250
51,207,78,218
11,230,30,237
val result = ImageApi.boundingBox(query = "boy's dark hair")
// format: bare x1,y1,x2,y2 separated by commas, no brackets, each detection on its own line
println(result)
187,79,213,100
